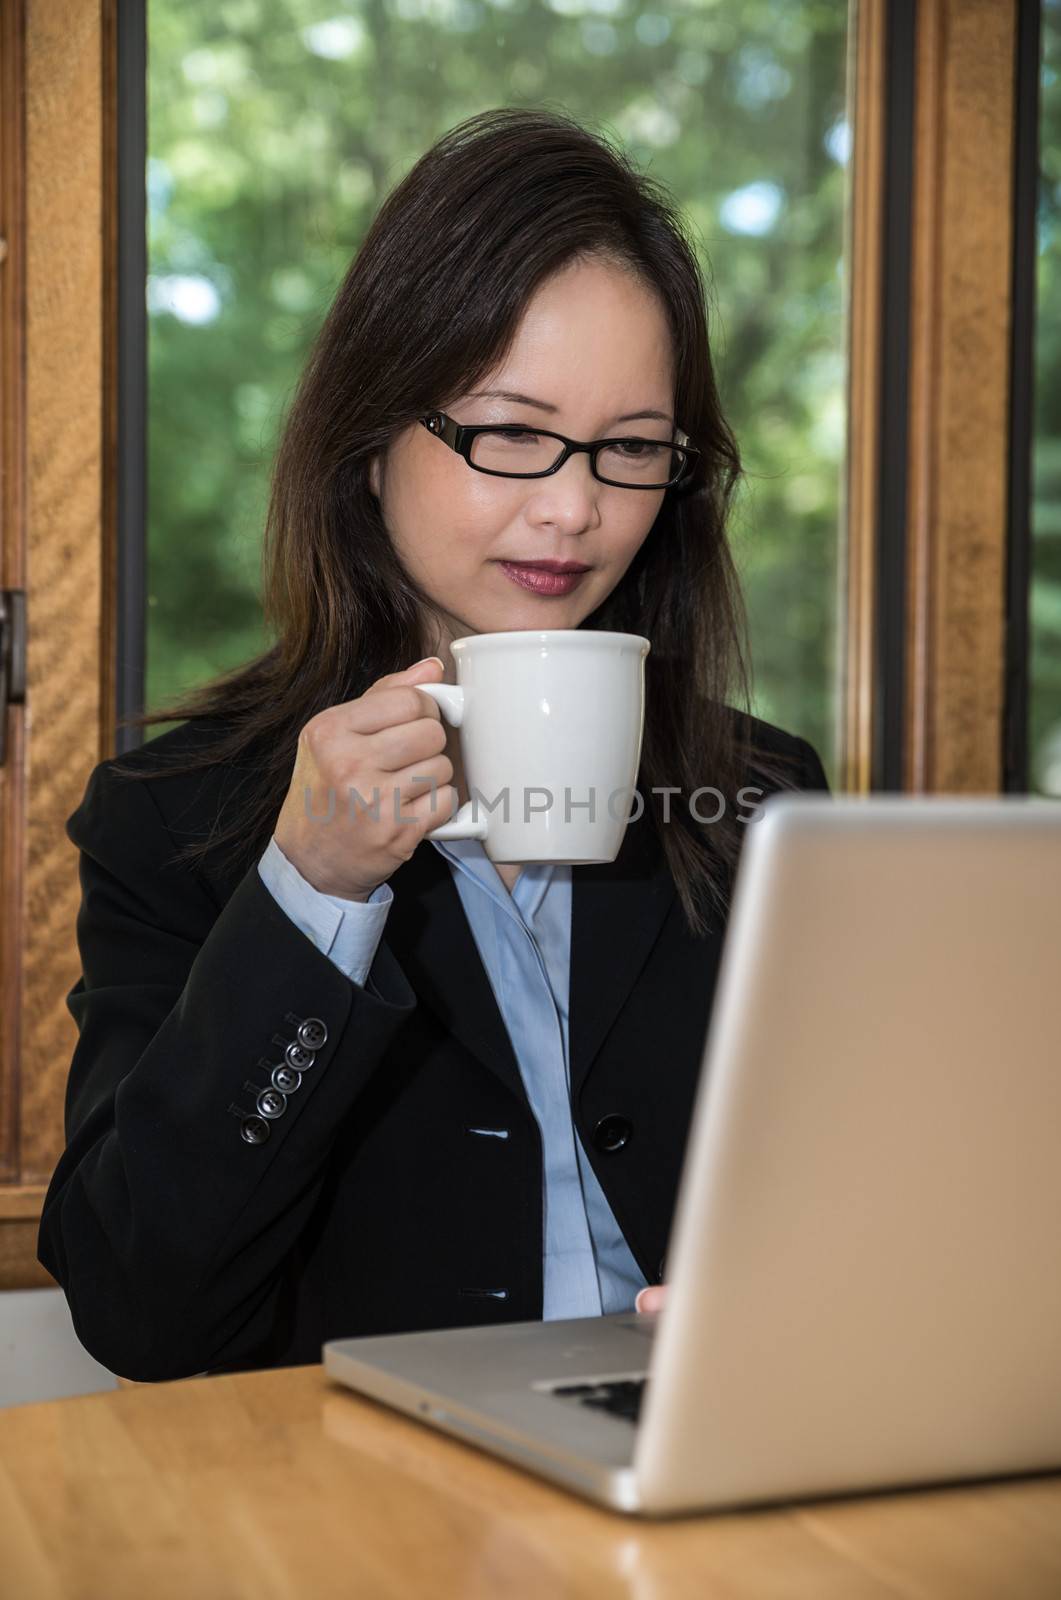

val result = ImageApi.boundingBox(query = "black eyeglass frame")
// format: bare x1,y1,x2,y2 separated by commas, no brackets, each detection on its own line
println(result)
418,411,701,490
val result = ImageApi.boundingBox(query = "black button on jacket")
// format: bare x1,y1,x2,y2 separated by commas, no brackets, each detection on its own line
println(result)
37,714,829,1382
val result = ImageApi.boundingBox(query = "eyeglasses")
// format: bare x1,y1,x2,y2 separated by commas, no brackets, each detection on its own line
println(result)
419,411,700,490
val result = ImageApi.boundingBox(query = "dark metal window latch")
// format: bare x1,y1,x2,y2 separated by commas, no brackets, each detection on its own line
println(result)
0,590,26,768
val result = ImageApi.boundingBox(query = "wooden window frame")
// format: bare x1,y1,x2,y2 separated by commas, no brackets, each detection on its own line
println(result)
0,0,126,1288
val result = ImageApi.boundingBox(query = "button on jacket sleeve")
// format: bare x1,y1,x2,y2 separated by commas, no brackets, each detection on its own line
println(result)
257,834,393,988
37,756,417,1383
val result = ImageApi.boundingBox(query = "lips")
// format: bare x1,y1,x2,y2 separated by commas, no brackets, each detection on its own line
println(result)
498,560,590,573
498,561,589,596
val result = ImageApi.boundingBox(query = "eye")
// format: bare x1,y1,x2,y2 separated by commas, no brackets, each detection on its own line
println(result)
494,427,539,443
613,439,667,458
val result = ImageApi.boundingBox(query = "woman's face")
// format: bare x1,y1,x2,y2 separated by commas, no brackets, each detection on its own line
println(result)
369,256,676,667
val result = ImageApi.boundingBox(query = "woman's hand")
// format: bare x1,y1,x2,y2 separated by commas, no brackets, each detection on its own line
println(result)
635,1285,668,1313
273,657,457,902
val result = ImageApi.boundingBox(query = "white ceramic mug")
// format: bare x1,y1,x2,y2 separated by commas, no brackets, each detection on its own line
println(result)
416,629,650,864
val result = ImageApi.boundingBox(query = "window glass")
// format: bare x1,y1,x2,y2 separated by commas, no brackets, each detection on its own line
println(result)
147,0,850,779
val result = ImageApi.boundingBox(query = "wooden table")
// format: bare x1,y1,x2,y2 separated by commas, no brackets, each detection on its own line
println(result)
1,1364,1060,1599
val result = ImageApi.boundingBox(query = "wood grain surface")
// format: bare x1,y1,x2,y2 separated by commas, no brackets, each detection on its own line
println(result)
20,0,105,1189
0,0,29,1190
1,1363,1059,1599
843,0,885,797
0,0,107,1288
905,0,1016,792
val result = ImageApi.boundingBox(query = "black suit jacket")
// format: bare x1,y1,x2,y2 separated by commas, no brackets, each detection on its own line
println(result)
38,714,829,1381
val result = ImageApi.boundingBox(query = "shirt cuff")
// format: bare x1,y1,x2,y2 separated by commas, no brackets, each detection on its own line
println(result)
257,834,393,988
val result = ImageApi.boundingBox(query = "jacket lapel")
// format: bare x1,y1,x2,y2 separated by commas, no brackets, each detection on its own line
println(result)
568,813,676,1101
384,814,677,1111
384,837,531,1111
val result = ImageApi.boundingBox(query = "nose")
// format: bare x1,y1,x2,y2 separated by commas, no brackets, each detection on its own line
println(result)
524,449,601,528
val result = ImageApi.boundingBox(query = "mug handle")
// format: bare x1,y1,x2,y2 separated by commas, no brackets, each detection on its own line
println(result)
415,682,489,841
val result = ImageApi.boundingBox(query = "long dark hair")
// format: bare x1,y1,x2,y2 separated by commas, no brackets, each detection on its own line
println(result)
111,104,800,938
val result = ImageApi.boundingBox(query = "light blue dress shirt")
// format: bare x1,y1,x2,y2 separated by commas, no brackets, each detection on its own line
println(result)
257,833,648,1319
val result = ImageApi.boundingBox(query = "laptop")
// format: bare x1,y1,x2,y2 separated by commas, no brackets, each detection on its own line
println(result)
323,794,1061,1517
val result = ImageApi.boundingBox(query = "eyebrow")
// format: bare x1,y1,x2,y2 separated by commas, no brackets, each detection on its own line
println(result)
466,389,674,426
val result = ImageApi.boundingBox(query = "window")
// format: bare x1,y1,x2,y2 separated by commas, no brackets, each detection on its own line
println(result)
146,0,851,781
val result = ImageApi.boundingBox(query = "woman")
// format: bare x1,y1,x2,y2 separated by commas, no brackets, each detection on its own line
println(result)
39,106,828,1382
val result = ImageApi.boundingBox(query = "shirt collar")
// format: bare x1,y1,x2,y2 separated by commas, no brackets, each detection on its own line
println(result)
430,835,555,924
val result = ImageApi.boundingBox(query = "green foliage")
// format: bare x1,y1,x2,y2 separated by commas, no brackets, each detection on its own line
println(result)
147,0,851,778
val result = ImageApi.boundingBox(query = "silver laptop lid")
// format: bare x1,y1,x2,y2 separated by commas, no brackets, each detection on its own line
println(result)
635,795,1061,1513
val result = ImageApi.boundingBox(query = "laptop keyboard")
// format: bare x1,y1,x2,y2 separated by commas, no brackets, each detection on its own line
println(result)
550,1377,648,1424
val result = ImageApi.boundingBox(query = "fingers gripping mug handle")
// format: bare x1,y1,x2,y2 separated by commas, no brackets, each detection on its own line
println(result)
415,682,489,841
